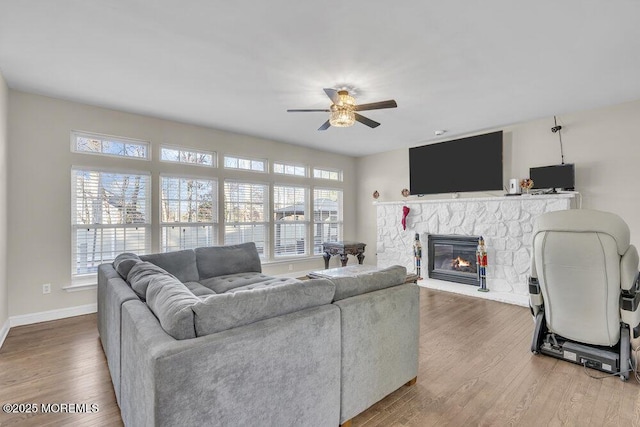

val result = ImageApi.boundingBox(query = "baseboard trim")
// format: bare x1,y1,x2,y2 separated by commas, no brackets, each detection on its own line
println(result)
419,278,529,307
9,303,97,328
0,318,9,350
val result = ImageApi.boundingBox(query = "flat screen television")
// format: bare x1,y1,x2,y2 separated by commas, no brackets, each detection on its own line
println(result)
409,131,503,195
529,163,575,191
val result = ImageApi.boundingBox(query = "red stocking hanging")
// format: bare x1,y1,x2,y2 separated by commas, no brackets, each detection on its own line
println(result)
402,205,410,230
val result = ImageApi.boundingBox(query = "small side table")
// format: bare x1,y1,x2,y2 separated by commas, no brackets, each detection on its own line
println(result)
322,241,366,269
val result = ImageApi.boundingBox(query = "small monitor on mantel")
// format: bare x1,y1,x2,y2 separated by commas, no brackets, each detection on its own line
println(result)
529,163,575,191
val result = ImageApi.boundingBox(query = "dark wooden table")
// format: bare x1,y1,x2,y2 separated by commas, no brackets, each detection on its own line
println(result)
321,241,366,269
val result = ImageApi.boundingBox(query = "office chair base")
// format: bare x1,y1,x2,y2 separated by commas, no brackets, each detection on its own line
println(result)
531,312,631,380
540,338,620,374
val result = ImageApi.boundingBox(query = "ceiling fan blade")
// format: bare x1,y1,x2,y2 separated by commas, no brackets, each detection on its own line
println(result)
355,100,397,111
323,88,340,105
355,113,381,128
287,109,331,112
318,120,331,131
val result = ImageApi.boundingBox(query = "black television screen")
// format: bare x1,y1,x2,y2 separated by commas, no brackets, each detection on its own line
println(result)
529,164,575,190
409,131,503,195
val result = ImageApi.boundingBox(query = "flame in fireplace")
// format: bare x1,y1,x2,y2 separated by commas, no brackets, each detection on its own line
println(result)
451,256,472,269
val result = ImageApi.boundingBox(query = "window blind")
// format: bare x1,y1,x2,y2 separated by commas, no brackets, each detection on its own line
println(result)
313,188,343,254
273,185,308,257
224,181,268,256
160,176,217,252
71,168,151,275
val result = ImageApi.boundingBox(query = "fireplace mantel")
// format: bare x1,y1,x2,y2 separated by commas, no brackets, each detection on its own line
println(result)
374,193,576,206
375,193,577,305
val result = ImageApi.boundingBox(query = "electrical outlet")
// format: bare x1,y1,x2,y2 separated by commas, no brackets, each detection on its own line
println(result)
42,283,51,294
288,264,294,271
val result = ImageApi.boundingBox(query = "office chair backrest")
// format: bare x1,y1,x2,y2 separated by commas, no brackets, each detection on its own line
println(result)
531,209,631,347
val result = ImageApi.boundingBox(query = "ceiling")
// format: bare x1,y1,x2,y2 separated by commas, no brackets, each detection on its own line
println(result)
1,1,639,157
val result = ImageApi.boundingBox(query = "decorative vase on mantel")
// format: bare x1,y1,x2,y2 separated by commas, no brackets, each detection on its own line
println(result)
520,178,534,195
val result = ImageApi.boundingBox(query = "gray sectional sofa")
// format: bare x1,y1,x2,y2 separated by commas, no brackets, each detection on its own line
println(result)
97,242,419,427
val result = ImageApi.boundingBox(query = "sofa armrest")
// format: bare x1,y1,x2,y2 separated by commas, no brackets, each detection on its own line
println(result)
331,265,407,301
333,283,419,423
97,264,138,405
120,300,341,427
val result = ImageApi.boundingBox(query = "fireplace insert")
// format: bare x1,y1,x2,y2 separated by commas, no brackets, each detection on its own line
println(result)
427,234,480,285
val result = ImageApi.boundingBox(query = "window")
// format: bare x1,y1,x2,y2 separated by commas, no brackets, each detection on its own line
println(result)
224,181,268,256
224,155,266,172
71,131,149,160
160,146,215,167
313,188,343,254
273,185,308,257
160,176,217,252
71,168,151,276
313,167,342,181
273,162,306,177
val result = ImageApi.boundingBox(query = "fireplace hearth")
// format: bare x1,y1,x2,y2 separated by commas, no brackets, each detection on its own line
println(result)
428,234,480,285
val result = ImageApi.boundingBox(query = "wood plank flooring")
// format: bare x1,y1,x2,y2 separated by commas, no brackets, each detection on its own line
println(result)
0,315,122,426
1,287,639,426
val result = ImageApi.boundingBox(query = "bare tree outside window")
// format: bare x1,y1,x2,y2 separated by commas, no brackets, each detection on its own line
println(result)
160,146,214,166
160,176,217,252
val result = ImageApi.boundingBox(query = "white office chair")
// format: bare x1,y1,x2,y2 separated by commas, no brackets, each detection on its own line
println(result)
529,209,640,380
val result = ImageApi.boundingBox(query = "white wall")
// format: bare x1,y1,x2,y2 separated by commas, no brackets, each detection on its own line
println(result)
356,99,640,265
7,90,640,321
7,91,356,318
0,72,8,340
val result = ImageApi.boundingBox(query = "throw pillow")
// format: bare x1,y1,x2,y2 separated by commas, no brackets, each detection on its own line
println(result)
192,278,335,337
146,275,200,340
127,261,174,299
113,252,141,279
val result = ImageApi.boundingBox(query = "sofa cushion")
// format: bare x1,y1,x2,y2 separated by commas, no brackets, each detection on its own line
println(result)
127,262,175,299
183,281,216,297
146,275,199,340
195,242,262,280
331,265,407,301
192,278,335,336
200,272,277,294
224,277,303,293
113,253,141,279
140,249,199,283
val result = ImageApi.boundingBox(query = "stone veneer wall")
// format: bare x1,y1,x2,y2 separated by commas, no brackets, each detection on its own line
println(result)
376,194,576,297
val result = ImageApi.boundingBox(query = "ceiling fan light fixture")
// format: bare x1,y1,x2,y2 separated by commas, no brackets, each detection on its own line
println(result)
287,87,395,130
329,90,356,127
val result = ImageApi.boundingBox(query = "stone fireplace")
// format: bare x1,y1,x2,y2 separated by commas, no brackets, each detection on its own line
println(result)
428,234,479,285
375,194,576,305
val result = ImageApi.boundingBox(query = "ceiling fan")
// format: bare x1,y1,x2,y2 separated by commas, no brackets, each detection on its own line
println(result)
287,88,397,131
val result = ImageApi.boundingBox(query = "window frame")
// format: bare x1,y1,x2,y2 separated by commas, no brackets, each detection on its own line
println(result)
71,130,151,161
223,179,270,258
313,166,343,182
273,161,308,177
159,145,216,168
273,184,309,258
312,187,344,255
159,174,218,253
223,155,268,173
71,166,152,282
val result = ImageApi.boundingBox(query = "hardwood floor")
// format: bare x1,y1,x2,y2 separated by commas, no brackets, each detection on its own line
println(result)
1,287,639,426
353,288,640,426
0,315,122,426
